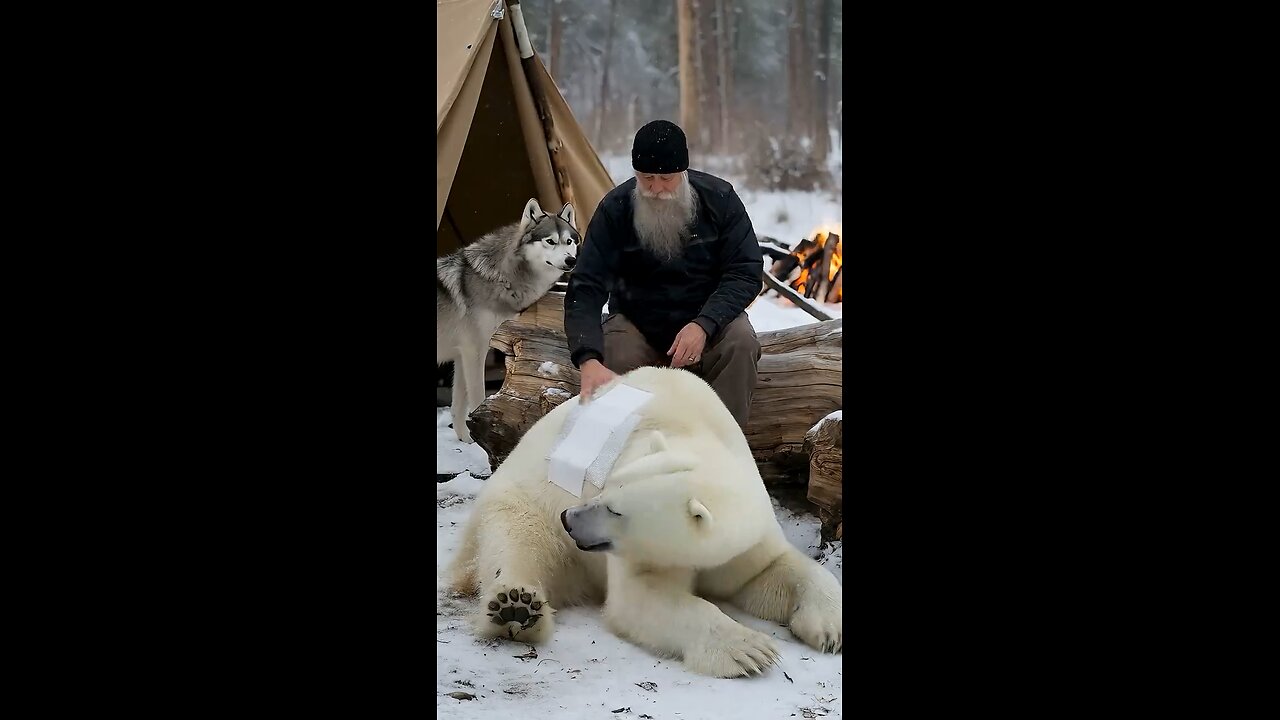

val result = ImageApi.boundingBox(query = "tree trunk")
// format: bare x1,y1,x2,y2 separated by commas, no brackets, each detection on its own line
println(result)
786,2,799,135
797,0,812,137
697,0,721,154
691,0,710,150
715,0,731,155
677,0,701,143
812,0,833,160
804,412,842,539
468,293,842,485
594,0,619,147
778,0,808,135
835,9,842,155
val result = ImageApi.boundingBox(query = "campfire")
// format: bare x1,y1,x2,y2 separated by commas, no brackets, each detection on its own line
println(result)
770,225,842,304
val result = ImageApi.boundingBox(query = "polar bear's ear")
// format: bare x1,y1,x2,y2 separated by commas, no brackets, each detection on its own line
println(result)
611,449,695,485
688,499,713,525
648,430,670,453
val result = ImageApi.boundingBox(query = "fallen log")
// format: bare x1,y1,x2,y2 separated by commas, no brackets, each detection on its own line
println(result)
760,270,832,322
467,293,841,485
804,411,842,539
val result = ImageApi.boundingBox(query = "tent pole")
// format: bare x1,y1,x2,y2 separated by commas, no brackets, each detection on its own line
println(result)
506,0,576,210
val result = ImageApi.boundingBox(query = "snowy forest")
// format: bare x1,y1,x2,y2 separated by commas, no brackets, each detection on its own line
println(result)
519,0,843,192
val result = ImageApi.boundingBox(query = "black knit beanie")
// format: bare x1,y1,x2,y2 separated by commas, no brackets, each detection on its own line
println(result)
631,120,689,174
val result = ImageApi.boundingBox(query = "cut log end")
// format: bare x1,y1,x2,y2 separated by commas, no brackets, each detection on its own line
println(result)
804,413,842,540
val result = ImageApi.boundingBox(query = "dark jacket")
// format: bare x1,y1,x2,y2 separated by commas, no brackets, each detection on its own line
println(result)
565,170,762,368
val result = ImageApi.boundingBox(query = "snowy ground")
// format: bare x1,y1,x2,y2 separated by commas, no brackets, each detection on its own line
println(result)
435,364,844,718
747,294,842,333
437,162,843,717
436,465,843,720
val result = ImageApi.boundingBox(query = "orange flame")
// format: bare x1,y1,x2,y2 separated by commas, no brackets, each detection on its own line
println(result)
791,226,842,302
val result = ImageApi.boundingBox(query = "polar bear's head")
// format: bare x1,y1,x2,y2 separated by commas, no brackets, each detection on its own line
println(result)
559,443,772,568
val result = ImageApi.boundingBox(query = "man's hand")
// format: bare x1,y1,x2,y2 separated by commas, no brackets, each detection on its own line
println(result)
578,359,619,403
667,323,709,369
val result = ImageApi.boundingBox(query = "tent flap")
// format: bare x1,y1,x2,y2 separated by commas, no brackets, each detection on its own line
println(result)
436,21,498,232
437,0,616,246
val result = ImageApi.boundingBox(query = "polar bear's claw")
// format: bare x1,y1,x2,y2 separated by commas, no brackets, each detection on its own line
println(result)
684,623,781,678
788,603,842,654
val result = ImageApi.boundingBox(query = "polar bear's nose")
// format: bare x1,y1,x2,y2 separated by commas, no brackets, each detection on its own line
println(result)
560,508,572,533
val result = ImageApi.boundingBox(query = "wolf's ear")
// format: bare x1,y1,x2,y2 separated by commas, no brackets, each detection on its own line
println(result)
518,198,546,235
688,498,713,525
558,203,576,229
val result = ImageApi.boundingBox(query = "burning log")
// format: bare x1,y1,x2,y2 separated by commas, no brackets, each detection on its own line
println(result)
809,233,840,302
825,266,842,304
768,237,819,288
804,412,842,539
467,293,842,485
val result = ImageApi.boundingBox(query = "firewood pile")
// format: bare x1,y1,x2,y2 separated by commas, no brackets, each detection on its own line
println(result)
765,229,842,304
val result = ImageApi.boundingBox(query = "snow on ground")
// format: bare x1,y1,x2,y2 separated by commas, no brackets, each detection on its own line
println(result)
437,472,843,719
437,409,492,479
747,295,842,333
809,411,843,434
436,398,845,717
437,423,844,717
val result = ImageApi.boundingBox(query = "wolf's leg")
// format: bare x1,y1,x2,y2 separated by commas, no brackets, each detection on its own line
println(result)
451,337,489,443
450,365,471,443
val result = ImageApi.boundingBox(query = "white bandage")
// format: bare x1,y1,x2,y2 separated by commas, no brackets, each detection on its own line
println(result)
547,384,654,497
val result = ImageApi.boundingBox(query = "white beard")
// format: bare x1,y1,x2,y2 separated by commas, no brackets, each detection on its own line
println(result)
632,173,697,262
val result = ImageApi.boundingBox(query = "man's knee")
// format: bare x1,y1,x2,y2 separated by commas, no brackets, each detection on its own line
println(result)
710,315,761,360
604,314,662,374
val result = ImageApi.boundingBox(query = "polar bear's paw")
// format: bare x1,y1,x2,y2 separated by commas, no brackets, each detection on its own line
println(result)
683,623,781,678
788,601,842,653
480,587,555,643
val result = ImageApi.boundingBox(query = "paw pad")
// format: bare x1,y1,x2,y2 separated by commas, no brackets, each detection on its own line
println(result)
488,587,546,631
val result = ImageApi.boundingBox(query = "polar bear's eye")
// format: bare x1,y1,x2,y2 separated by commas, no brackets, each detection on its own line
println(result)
606,506,623,516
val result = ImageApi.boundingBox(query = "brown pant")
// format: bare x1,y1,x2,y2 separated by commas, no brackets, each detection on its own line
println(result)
603,312,761,430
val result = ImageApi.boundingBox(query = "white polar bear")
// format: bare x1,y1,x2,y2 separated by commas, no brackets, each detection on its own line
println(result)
445,366,842,678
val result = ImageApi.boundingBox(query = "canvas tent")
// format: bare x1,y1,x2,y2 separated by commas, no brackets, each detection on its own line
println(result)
437,0,614,256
